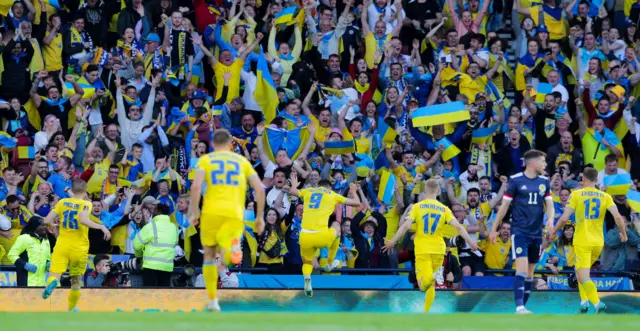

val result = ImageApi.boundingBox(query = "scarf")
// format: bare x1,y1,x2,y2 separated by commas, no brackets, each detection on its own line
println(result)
319,31,334,59
44,98,69,112
70,27,92,51
469,144,491,178
9,51,26,64
279,52,294,61
169,27,188,78
354,81,370,95
122,94,142,107
116,39,144,60
361,231,374,251
555,144,574,166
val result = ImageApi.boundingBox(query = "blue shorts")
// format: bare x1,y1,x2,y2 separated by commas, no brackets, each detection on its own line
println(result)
511,235,543,263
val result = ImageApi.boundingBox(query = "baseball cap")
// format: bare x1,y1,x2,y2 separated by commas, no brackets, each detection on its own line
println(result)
536,25,548,34
145,33,161,43
191,90,207,100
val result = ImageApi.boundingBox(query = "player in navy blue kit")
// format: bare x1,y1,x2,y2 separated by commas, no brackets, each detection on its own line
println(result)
490,150,555,314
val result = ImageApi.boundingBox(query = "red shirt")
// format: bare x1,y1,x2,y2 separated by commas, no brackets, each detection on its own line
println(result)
193,0,223,34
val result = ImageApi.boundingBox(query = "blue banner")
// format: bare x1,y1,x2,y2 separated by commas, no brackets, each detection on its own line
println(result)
547,277,633,291
237,275,414,289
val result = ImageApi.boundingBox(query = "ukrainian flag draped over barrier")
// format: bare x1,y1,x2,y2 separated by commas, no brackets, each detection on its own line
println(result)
603,173,632,196
254,47,278,124
262,126,310,162
378,170,396,205
412,101,469,127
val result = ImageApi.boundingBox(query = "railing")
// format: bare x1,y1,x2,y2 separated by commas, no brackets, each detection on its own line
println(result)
1,265,636,277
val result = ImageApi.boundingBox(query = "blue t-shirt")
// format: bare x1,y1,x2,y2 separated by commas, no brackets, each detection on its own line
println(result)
504,172,551,238
48,173,71,199
509,146,523,174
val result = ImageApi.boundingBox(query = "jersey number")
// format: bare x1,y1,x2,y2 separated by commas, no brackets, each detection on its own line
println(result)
62,210,78,230
309,193,323,209
210,160,240,186
422,213,441,235
527,193,538,205
583,198,601,220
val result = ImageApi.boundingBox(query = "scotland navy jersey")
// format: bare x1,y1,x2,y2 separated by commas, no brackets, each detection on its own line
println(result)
503,173,552,238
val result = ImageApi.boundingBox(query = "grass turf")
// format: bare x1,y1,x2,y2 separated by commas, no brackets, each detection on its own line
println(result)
1,312,638,331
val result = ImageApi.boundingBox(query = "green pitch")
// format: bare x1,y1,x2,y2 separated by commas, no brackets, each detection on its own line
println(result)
1,312,639,331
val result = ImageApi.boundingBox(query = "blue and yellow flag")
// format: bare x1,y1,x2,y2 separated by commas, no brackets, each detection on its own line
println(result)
535,83,553,104
263,126,310,162
254,47,279,124
274,6,297,25
377,117,398,144
412,102,469,127
17,146,35,159
627,189,640,213
603,173,632,196
378,170,396,205
44,0,61,9
325,140,355,155
0,132,15,149
435,137,460,161
471,125,499,145
207,4,221,15
355,153,374,178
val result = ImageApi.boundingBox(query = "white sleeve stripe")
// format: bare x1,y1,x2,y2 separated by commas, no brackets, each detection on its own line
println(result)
502,196,513,201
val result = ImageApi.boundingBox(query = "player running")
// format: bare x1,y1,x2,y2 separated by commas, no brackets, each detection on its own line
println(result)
382,178,478,313
552,167,627,314
287,172,361,297
190,129,265,312
490,150,555,314
42,179,111,311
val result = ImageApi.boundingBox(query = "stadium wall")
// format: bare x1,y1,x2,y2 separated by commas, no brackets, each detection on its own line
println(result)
2,289,640,313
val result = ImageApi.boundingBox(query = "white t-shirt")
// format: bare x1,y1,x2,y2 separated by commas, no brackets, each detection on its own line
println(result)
552,84,569,104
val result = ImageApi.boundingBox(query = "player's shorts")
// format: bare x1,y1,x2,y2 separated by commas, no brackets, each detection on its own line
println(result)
574,245,603,270
511,234,543,263
299,228,338,263
50,244,88,277
200,214,244,249
415,253,445,291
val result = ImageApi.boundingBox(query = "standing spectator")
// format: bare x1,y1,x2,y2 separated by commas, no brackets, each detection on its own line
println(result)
7,216,51,287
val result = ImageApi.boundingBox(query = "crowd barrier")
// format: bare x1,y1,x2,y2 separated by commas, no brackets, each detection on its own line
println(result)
2,288,640,313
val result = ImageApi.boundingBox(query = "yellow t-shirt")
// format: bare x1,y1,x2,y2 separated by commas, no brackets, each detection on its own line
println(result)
196,150,256,220
299,187,347,231
87,159,112,194
529,6,567,40
309,116,332,143
479,238,511,269
54,198,92,248
213,59,244,104
409,198,455,255
364,32,391,69
44,32,63,72
568,187,615,247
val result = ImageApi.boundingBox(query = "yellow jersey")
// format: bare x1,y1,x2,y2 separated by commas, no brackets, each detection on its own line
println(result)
567,187,615,247
43,31,63,72
213,59,244,104
196,150,256,220
299,187,346,231
87,159,111,194
54,198,92,248
479,238,511,269
409,198,455,255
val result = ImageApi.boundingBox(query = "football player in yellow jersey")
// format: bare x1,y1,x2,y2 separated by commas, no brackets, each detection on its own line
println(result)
286,172,361,297
41,179,111,311
552,167,627,314
383,179,478,313
189,129,265,312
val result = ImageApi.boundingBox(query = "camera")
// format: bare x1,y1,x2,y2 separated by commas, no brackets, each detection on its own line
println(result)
446,236,466,249
109,257,140,274
47,194,55,201
568,273,578,289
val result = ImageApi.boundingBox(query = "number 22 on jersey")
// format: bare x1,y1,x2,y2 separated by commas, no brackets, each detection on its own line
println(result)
210,159,240,186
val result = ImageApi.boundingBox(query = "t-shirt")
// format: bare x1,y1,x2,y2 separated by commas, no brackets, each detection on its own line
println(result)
54,198,93,248
409,198,455,255
196,150,256,220
299,187,347,231
43,31,63,72
214,59,244,104
568,187,615,247
503,172,552,238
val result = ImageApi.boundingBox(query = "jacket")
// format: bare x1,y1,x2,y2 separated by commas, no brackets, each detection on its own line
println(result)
133,214,178,272
8,233,50,286
351,211,394,271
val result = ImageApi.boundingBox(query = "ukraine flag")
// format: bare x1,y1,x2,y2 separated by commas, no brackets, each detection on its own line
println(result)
603,173,632,196
471,125,499,145
377,117,398,144
627,189,640,213
378,170,396,205
0,132,15,149
325,140,355,155
274,6,297,25
254,47,278,124
412,102,469,127
535,83,553,104
435,137,460,161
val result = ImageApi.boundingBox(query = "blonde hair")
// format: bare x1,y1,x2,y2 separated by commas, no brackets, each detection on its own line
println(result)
425,179,440,194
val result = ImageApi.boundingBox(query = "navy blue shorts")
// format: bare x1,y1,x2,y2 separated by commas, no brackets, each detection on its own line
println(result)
511,235,543,263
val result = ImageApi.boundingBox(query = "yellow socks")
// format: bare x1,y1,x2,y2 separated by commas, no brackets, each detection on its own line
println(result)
582,280,600,305
302,264,313,278
202,260,218,301
68,289,81,311
578,283,588,302
424,286,436,313
327,237,340,263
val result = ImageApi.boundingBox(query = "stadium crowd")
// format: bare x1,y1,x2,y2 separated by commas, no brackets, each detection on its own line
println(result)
0,0,639,289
